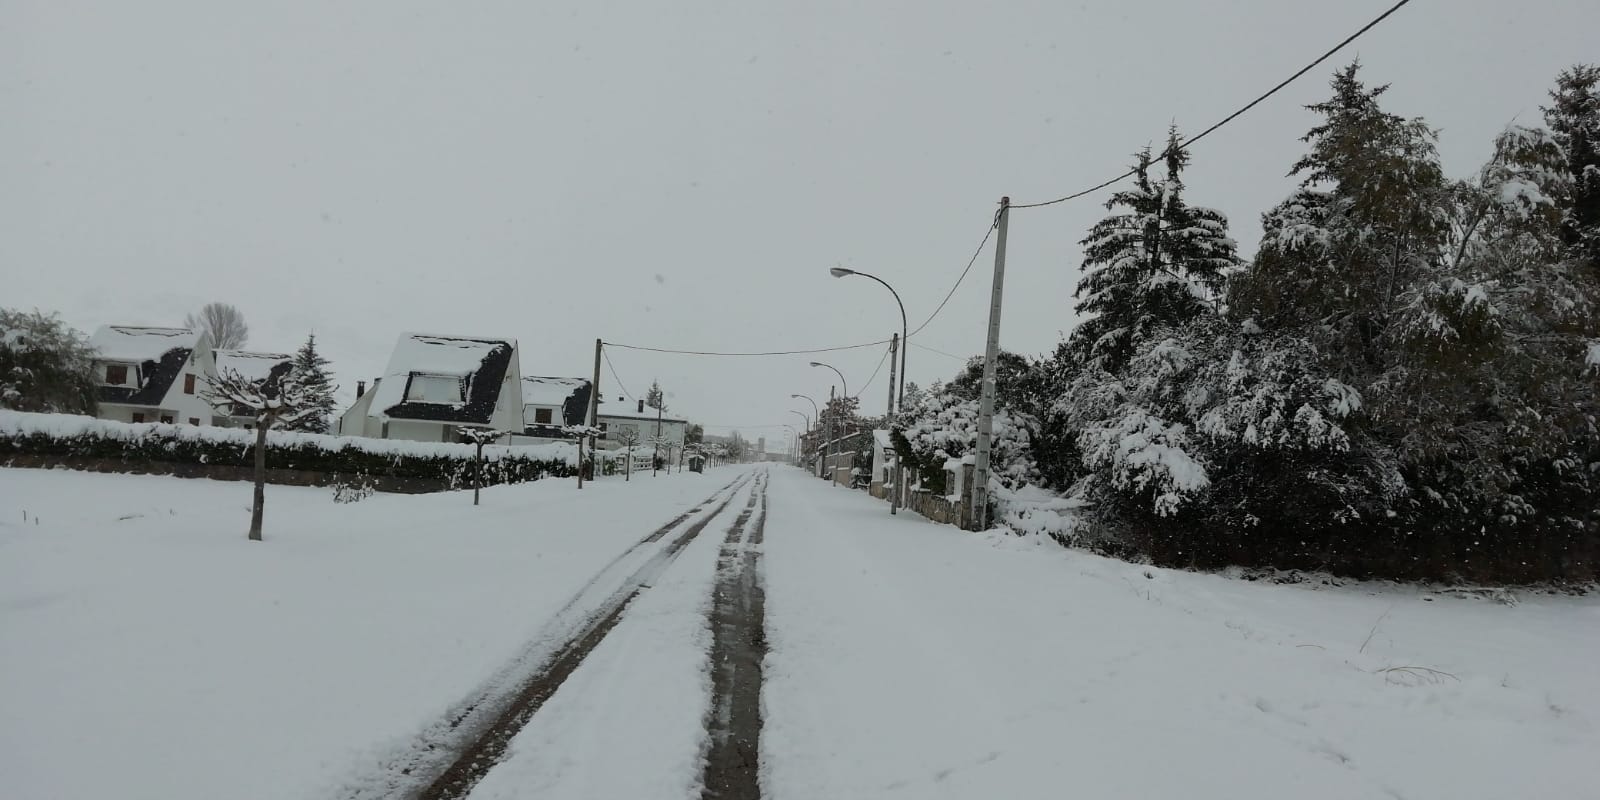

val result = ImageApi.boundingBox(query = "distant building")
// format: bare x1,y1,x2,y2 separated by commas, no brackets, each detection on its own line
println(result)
513,376,592,444
596,398,687,454
338,333,522,442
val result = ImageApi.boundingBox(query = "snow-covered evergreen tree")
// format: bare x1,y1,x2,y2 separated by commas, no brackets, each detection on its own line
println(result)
0,309,98,414
285,333,336,434
644,379,667,412
1234,63,1449,373
1066,129,1240,372
1542,64,1600,273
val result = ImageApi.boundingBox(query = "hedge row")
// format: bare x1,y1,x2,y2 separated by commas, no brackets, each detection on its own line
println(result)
0,411,575,489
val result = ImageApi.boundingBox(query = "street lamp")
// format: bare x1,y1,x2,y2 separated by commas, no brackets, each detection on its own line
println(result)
829,267,907,414
808,361,848,401
830,266,909,515
810,361,849,485
790,393,819,420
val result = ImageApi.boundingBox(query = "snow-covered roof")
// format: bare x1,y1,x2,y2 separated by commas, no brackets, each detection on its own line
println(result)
214,350,293,384
90,326,199,363
596,408,688,424
369,332,516,424
522,376,589,407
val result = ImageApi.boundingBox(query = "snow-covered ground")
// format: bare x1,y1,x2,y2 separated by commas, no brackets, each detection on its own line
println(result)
0,466,735,800
5,465,1596,800
762,468,1599,800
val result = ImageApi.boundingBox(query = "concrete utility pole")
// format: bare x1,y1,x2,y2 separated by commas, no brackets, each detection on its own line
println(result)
827,384,836,484
970,197,1010,531
586,338,602,489
886,333,899,515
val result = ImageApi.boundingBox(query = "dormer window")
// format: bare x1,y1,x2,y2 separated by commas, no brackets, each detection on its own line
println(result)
104,365,129,386
406,373,466,404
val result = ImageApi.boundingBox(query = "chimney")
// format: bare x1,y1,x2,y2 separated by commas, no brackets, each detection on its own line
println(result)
356,380,366,399
637,398,645,413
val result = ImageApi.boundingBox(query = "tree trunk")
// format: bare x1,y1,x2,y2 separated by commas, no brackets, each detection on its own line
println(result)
249,419,267,541
474,442,483,505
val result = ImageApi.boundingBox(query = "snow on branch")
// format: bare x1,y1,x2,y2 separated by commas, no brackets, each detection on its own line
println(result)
456,427,506,445
202,367,318,427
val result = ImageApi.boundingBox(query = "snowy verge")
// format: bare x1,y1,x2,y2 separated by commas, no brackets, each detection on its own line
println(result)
762,467,1600,800
0,465,736,800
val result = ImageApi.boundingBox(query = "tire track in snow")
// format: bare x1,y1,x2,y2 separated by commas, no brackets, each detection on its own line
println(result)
411,473,758,800
701,469,769,800
339,472,753,800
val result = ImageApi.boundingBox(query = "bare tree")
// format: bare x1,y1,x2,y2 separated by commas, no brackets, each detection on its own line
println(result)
185,302,249,349
203,367,316,541
613,426,642,481
457,427,506,505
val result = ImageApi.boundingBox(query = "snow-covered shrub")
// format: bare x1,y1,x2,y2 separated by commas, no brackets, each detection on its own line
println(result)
0,410,574,490
896,381,1038,494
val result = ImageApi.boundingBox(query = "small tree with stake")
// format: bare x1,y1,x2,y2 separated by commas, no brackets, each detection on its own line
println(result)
563,424,603,488
613,426,642,481
457,427,506,505
203,367,317,542
648,434,672,476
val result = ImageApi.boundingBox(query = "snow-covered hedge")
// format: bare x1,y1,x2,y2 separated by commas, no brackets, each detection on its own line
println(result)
0,410,576,488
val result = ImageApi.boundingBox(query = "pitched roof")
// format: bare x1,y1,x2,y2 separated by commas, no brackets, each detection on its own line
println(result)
596,408,688,424
521,376,593,428
90,325,200,407
90,326,199,362
214,350,293,384
370,333,516,425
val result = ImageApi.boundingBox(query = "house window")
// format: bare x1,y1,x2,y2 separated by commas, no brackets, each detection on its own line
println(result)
534,407,553,424
131,413,146,423
105,365,128,385
184,374,196,394
188,417,200,426
405,373,465,404
160,414,174,424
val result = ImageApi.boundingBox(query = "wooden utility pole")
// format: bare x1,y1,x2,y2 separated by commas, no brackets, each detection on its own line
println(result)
970,197,1010,531
585,338,602,489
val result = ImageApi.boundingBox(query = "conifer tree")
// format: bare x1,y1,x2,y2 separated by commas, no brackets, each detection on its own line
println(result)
286,333,337,433
1233,62,1448,374
1067,128,1239,372
1542,64,1600,274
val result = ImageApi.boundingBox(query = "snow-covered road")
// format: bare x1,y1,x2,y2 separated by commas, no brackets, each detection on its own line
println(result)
3,466,1596,799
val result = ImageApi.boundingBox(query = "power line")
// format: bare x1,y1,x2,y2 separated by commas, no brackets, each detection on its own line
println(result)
853,342,894,399
601,347,634,399
605,338,891,357
909,341,969,362
908,220,996,338
1010,0,1416,210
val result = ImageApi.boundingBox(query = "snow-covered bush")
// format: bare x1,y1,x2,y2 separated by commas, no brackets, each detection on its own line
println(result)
0,410,575,489
896,381,1038,494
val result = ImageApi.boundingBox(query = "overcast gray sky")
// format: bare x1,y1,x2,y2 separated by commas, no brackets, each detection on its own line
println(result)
6,0,1597,443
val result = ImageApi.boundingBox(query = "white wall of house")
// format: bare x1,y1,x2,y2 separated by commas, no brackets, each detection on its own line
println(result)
522,403,562,427
385,419,452,442
338,385,377,436
595,414,686,453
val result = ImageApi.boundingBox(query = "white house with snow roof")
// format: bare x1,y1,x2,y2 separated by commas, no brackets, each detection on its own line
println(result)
337,333,522,442
89,325,217,426
511,376,593,443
